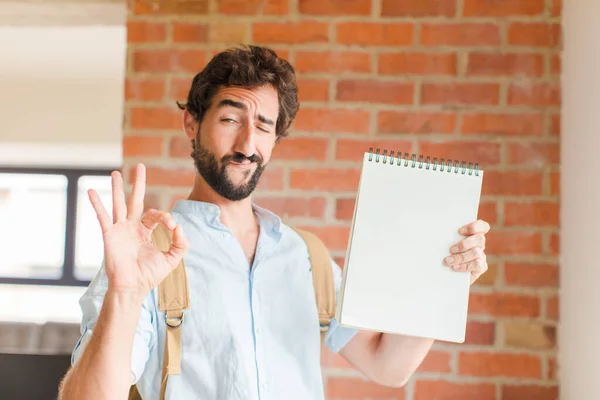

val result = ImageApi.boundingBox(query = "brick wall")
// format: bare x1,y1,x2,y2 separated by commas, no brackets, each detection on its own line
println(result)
124,0,561,398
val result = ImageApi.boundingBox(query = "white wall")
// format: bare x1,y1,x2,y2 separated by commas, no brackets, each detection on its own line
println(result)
560,0,600,398
0,25,126,167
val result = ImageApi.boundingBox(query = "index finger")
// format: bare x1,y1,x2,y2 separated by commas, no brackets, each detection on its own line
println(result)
459,219,490,235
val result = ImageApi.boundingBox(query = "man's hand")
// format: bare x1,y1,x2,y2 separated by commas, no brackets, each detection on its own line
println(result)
90,163,191,298
444,219,491,285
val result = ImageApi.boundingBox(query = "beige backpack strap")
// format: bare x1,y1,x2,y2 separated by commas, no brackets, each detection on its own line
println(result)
152,225,190,400
293,227,336,344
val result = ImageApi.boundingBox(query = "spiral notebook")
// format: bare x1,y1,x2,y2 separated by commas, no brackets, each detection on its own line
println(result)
336,148,484,343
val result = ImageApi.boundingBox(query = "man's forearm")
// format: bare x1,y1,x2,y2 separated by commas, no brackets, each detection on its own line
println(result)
58,289,144,400
372,333,435,386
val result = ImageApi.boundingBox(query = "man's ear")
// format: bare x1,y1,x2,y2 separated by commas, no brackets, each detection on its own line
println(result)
182,109,199,140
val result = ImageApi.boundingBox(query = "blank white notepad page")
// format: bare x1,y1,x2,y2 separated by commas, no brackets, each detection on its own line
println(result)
337,152,484,343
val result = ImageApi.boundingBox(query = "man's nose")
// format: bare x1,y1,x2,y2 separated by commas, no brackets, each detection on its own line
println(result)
233,123,256,158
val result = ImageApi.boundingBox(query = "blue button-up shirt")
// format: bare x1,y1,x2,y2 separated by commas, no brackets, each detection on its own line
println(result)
71,200,359,400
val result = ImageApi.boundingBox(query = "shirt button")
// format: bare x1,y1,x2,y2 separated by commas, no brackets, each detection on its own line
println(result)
263,383,269,391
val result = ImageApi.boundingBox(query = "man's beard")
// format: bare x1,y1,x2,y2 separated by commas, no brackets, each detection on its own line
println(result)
192,139,266,201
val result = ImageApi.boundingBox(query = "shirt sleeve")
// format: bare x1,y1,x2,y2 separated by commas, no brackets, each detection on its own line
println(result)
70,262,156,384
324,258,359,353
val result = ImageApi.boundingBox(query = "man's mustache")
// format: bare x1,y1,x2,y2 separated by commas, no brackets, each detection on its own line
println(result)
222,152,262,164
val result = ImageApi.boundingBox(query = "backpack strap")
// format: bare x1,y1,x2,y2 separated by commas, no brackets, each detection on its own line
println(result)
292,227,336,344
152,225,190,400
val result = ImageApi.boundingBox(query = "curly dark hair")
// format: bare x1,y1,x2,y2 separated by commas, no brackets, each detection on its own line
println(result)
176,45,299,140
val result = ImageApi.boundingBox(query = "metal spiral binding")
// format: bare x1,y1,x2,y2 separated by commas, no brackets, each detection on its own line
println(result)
367,147,480,177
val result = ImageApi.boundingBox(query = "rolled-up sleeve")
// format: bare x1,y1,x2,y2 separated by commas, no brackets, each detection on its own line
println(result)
70,263,156,384
324,258,359,353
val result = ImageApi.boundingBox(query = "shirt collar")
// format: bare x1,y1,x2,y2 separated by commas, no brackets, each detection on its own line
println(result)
171,199,283,237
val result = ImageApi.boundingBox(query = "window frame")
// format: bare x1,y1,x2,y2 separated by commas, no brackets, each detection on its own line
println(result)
0,166,114,287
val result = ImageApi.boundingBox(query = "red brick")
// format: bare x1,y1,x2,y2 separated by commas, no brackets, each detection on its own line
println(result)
253,22,328,44
508,142,560,166
132,49,206,73
290,168,361,191
551,54,561,76
123,136,163,157
504,321,556,350
502,385,558,400
414,380,496,400
137,165,195,187
508,82,561,107
382,0,456,16
295,225,350,251
142,192,162,213
420,141,501,166
272,137,329,161
478,202,497,225
552,0,562,16
336,139,412,161
469,293,540,317
485,231,543,255
459,352,542,378
336,198,356,221
464,321,495,345
254,196,326,218
378,111,456,134
420,23,501,46
256,167,284,191
217,0,289,15
549,233,559,255
131,0,209,15
336,80,414,104
130,107,182,130
508,23,561,47
172,22,208,42
293,107,370,134
550,171,560,195
295,51,371,74
169,77,192,101
326,377,405,399
379,52,457,76
337,22,414,46
125,77,165,101
548,357,557,380
209,22,249,43
297,79,329,102
463,0,544,16
482,171,543,196
547,295,559,320
421,83,500,105
550,113,560,136
169,137,191,158
333,256,345,268
505,201,559,227
505,262,559,288
467,53,544,77
127,21,167,43
476,262,498,286
461,113,544,137
416,350,452,373
299,0,371,15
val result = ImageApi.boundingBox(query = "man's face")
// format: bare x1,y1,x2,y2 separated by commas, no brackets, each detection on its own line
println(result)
185,85,279,201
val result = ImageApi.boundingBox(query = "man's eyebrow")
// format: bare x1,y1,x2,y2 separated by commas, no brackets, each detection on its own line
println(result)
217,99,246,110
257,114,275,126
217,98,275,126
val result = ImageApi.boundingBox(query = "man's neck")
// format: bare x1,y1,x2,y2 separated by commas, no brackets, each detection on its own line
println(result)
187,175,258,235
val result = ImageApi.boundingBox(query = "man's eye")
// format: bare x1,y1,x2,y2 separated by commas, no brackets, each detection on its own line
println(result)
222,118,237,123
